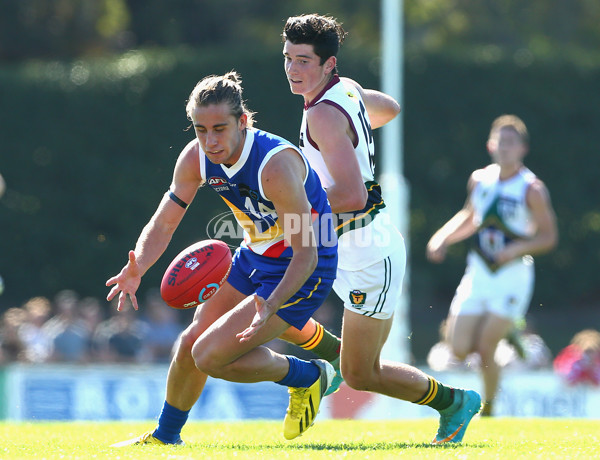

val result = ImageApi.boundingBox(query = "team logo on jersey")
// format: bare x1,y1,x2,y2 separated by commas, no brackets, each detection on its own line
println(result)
349,290,367,307
208,177,230,192
498,197,518,219
208,177,227,186
238,184,259,201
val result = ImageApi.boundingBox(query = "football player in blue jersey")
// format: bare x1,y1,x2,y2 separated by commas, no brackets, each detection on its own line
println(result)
106,71,339,444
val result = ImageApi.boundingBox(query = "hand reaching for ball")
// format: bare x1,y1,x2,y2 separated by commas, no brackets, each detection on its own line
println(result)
106,250,142,311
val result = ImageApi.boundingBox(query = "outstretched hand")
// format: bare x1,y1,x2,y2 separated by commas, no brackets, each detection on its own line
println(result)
426,238,447,263
236,294,279,343
105,250,142,311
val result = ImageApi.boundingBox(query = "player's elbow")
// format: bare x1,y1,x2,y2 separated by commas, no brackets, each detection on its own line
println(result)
306,247,318,272
348,198,369,213
298,246,318,277
353,188,369,210
332,188,368,214
537,226,559,254
379,101,401,126
388,101,401,118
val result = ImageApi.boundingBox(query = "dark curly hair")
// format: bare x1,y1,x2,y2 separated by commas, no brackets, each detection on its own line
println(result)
282,14,347,73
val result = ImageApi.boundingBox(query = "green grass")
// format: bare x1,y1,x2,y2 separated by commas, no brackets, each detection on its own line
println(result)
1,418,598,459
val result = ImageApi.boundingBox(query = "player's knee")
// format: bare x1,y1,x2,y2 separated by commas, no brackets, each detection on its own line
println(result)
476,341,497,364
170,324,209,372
344,372,374,391
450,342,471,361
341,363,372,391
169,328,196,364
177,325,199,354
190,347,216,376
450,340,474,361
190,340,225,377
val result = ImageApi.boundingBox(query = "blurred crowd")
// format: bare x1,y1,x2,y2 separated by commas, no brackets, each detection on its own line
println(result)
0,286,341,367
0,288,187,365
1,286,599,389
553,328,600,386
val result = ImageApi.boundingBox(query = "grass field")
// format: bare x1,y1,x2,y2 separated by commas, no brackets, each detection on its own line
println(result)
1,418,598,459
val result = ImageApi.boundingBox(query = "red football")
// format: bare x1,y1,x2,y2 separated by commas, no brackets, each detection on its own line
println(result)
160,239,232,309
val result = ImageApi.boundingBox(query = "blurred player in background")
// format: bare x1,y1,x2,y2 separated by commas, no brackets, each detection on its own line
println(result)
427,114,558,416
106,71,338,444
279,14,482,444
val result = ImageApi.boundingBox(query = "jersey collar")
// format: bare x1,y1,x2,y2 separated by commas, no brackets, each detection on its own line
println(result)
220,129,255,178
304,74,340,109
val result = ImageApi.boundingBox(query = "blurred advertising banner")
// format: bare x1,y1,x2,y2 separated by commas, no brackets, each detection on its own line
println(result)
3,364,288,421
1,365,598,420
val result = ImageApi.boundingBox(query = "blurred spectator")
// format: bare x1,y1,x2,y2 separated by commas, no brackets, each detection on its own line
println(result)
79,296,105,333
19,296,53,363
554,329,600,386
142,288,183,363
78,296,106,359
43,289,91,363
0,307,28,362
93,300,150,363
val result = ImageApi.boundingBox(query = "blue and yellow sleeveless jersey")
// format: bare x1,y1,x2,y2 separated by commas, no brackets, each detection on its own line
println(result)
200,128,337,260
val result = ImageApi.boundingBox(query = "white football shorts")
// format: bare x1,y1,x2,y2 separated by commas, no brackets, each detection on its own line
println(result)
449,252,535,321
333,245,406,320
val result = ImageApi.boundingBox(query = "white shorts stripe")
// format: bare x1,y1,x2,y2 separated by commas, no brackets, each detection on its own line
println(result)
367,256,391,317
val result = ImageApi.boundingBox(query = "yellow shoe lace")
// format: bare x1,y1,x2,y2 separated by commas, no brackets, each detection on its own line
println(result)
138,432,162,444
287,387,309,419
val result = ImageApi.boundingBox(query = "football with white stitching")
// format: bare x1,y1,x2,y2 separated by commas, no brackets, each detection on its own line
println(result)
160,239,232,309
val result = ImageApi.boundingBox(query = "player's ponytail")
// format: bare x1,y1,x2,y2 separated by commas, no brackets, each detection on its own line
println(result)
186,71,255,127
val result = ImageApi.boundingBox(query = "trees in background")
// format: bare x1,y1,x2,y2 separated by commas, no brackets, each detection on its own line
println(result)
2,1,599,357
2,1,600,64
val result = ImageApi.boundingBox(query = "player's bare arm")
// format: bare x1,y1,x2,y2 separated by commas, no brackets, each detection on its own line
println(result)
237,148,318,342
132,140,203,271
427,174,479,263
263,149,319,304
106,140,204,310
341,77,400,129
495,179,558,265
307,103,367,212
